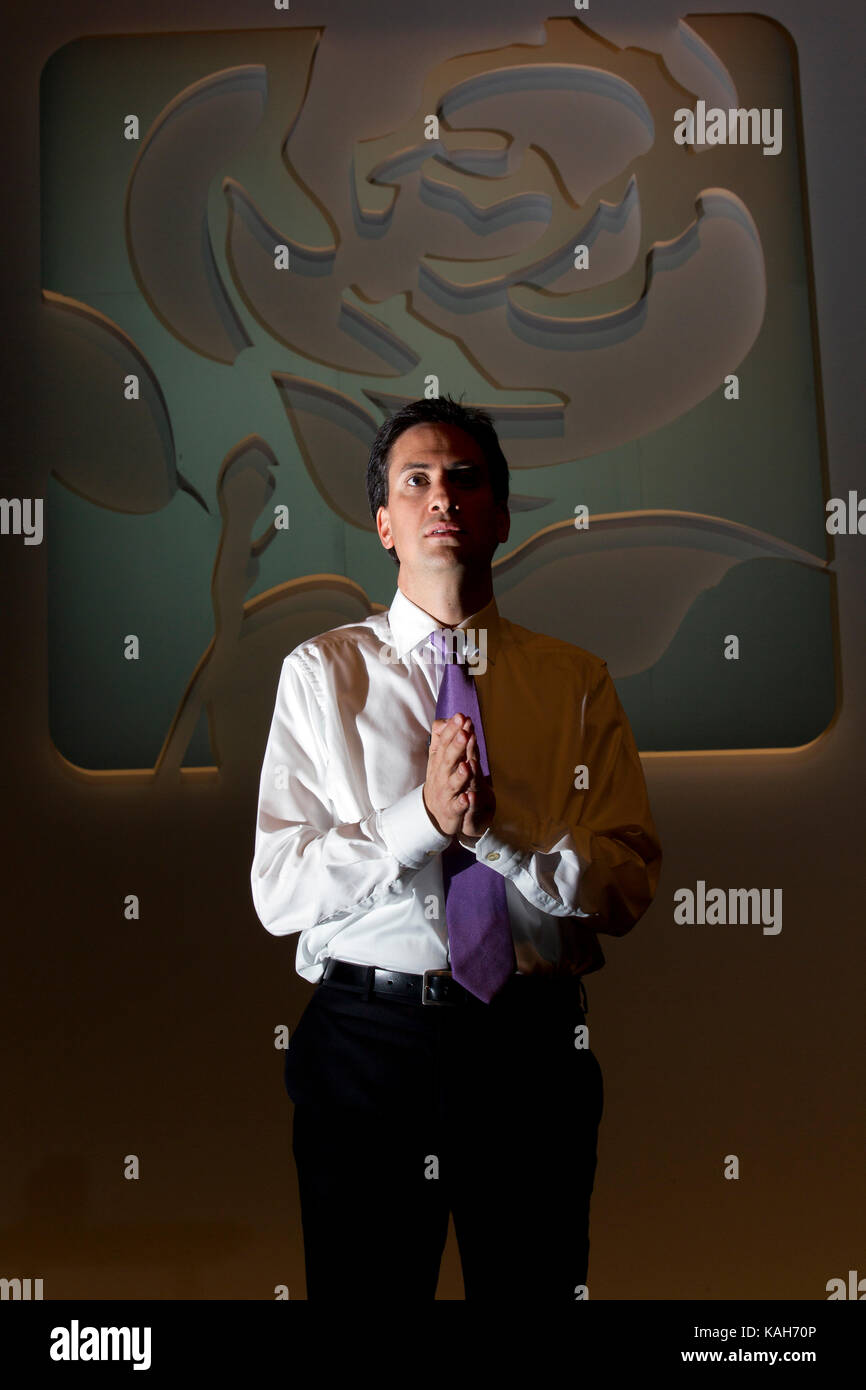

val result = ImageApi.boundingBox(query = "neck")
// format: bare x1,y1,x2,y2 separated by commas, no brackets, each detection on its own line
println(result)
398,571,493,627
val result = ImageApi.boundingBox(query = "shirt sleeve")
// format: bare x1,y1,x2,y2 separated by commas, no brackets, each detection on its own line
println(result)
470,659,662,936
250,652,451,937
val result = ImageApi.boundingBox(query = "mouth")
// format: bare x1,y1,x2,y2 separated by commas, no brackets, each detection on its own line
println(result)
425,525,464,537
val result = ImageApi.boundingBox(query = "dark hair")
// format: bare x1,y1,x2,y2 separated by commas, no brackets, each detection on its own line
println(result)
366,393,510,566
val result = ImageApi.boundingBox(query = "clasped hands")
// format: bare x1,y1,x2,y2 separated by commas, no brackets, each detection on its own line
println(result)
422,712,495,844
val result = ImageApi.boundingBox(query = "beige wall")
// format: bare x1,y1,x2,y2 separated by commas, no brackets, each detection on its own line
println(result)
1,0,862,1299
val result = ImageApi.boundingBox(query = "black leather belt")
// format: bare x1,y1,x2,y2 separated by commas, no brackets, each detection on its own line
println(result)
319,958,587,1010
321,957,476,1006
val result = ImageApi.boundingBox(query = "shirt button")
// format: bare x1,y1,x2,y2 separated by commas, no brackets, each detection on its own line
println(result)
486,851,500,862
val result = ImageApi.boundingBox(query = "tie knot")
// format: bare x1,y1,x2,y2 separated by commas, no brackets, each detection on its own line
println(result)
429,626,459,664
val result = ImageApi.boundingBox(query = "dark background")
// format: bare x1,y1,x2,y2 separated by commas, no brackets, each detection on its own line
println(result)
0,0,863,1299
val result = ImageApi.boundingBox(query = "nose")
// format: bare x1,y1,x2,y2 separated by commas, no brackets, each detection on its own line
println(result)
428,471,460,517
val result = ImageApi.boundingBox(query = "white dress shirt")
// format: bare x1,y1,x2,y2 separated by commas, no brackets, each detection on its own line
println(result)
250,586,662,984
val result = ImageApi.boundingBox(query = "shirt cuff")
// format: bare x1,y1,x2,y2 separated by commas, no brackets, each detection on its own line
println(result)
461,821,525,876
379,784,452,868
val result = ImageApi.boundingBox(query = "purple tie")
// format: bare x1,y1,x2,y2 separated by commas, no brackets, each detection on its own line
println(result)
429,628,516,1003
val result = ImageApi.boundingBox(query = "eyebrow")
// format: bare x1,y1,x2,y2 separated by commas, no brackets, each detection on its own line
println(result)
395,459,481,475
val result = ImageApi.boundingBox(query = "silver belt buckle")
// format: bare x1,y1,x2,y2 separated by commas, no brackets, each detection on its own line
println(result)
421,968,452,1005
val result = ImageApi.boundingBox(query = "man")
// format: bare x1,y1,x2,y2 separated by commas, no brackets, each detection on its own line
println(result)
251,395,662,1301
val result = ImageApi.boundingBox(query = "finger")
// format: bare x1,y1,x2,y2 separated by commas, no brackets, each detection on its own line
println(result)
429,717,464,766
430,717,458,750
450,757,472,787
467,739,480,783
440,725,473,770
433,715,463,752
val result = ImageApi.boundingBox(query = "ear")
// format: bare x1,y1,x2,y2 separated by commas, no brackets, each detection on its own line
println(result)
496,500,511,545
376,504,393,551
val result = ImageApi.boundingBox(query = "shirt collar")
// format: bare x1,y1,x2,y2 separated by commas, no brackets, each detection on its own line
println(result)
387,585,500,665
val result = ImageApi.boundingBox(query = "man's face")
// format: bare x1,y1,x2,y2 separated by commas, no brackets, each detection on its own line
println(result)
376,422,510,578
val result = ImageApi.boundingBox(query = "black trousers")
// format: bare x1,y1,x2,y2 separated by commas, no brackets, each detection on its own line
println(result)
284,969,604,1301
